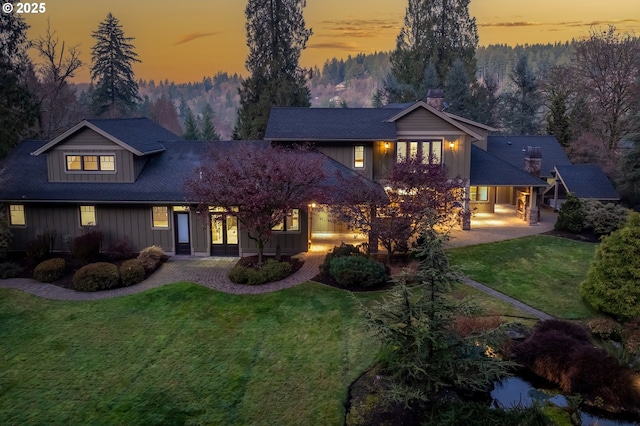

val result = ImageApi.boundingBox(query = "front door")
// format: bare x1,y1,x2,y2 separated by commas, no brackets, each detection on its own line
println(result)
174,212,191,255
211,214,239,256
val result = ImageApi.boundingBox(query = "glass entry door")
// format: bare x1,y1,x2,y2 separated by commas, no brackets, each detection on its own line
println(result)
210,214,239,256
174,212,191,255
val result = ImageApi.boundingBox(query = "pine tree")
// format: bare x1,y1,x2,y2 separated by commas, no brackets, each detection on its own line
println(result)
444,58,473,117
200,103,220,140
385,0,478,103
499,55,542,135
90,13,141,118
0,1,37,158
233,0,312,140
546,90,572,147
183,107,200,140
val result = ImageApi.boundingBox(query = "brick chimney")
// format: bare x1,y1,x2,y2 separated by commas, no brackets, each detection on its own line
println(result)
426,88,445,111
524,146,542,178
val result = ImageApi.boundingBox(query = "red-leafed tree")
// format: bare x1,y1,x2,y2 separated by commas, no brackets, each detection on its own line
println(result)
331,155,466,257
187,144,326,263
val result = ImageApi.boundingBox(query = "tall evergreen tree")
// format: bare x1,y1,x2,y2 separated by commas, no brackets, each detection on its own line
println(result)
443,58,473,117
546,91,572,147
200,104,220,141
499,55,543,135
183,107,200,140
90,13,141,118
233,0,312,140
0,0,37,158
385,0,478,103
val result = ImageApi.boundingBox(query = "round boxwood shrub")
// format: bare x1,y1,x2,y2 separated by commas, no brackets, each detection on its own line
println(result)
120,258,145,287
320,243,362,275
328,256,387,288
33,257,66,283
580,212,640,320
72,262,120,292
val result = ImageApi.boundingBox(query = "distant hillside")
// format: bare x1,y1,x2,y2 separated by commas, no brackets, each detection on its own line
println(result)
70,42,578,139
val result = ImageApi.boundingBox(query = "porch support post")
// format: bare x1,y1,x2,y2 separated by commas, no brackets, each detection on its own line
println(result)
462,183,471,230
529,186,539,226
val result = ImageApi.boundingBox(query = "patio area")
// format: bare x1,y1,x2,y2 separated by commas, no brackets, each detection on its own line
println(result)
309,204,557,252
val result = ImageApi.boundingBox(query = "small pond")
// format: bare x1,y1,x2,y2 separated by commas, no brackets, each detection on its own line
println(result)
491,377,639,426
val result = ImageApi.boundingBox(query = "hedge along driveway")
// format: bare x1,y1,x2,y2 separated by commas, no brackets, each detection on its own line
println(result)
0,282,376,425
447,235,598,320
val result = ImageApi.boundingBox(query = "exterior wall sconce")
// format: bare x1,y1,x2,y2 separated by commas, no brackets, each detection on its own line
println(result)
384,142,390,153
449,141,455,151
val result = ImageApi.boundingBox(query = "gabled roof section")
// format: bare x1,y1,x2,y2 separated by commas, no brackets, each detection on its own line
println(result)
487,135,571,178
264,107,398,141
470,145,547,187
555,164,620,200
31,117,183,156
445,112,498,132
383,101,484,140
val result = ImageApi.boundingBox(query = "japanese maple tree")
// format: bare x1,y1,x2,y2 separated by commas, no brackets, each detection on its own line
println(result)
187,143,326,263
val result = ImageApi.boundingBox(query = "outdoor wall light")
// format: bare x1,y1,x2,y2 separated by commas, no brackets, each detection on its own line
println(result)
384,142,390,152
449,141,455,151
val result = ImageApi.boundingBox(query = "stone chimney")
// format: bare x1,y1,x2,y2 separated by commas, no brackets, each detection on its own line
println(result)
524,146,542,178
426,88,445,111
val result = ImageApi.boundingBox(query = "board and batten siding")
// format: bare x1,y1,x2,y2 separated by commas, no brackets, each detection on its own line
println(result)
315,142,374,180
395,108,460,133
190,210,209,255
47,127,138,183
240,209,309,256
7,203,174,253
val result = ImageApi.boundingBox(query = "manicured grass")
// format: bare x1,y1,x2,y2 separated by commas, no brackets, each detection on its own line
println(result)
0,282,376,425
447,235,599,320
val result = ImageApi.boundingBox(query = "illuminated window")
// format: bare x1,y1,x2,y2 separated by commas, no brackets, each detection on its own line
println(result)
470,186,489,202
66,155,115,172
9,204,25,226
354,146,364,168
152,206,169,228
80,206,96,226
272,209,299,232
396,140,442,164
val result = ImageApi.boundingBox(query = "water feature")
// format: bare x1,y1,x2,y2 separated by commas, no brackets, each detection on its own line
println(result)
491,377,639,426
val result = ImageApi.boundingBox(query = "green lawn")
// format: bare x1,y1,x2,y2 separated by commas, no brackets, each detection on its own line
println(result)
0,282,377,425
447,235,599,320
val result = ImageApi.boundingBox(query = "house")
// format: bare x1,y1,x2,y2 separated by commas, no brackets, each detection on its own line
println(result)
1,98,619,257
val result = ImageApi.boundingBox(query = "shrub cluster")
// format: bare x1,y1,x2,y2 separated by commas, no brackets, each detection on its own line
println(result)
72,262,119,292
554,194,584,233
580,212,640,320
587,318,621,341
228,259,292,285
320,243,362,275
510,319,640,412
137,245,165,272
328,255,387,288
120,258,145,286
73,229,103,264
0,262,22,279
26,228,57,262
107,239,134,260
0,206,12,260
555,195,629,236
33,258,66,283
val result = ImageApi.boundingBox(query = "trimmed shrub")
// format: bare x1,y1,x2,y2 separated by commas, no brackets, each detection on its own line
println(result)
120,259,146,286
72,262,119,292
0,206,12,260
137,245,165,272
26,229,57,262
582,199,629,235
554,194,584,233
0,262,22,279
328,255,387,288
228,259,292,285
587,318,621,341
320,243,362,275
33,258,66,283
580,212,640,320
73,229,103,264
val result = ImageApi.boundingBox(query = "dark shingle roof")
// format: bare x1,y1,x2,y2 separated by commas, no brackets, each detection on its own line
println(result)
487,135,571,178
555,164,619,200
85,117,182,154
0,139,381,204
470,146,548,187
265,107,400,141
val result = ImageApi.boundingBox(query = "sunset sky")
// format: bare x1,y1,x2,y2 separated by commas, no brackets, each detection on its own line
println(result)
22,0,640,83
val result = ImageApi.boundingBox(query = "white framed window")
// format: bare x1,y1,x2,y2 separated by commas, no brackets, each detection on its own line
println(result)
9,204,26,226
152,206,169,228
354,145,365,169
80,206,96,226
66,154,116,172
396,140,442,164
272,209,300,232
469,186,489,202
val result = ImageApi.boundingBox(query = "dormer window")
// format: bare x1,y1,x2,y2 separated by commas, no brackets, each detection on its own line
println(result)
66,154,115,172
